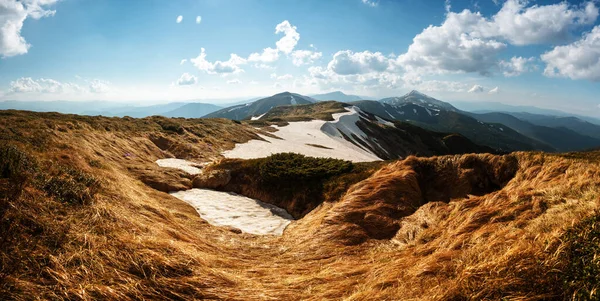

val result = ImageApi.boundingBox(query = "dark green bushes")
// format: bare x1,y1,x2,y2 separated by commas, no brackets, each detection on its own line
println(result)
258,153,352,183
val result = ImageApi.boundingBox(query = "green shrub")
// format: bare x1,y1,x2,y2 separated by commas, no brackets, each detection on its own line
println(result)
258,153,352,183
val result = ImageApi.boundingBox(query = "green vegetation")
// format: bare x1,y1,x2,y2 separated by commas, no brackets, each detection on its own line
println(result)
258,153,352,182
562,212,600,300
213,153,384,218
42,166,100,205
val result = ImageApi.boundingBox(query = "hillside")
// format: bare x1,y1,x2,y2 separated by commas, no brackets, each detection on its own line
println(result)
239,101,493,161
351,99,553,152
470,112,600,152
203,92,315,120
1,110,600,300
508,112,600,140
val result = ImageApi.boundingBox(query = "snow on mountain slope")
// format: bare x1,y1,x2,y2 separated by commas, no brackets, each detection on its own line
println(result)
156,158,204,175
222,107,382,162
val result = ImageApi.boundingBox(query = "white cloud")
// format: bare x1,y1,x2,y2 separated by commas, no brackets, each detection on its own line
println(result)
396,10,506,76
196,16,202,24
176,73,197,85
492,1,598,45
328,50,393,75
489,86,499,94
248,47,279,63
89,79,111,93
180,59,187,65
0,0,58,58
275,20,299,54
468,84,484,93
361,0,378,7
541,25,600,82
176,15,183,23
276,74,293,80
396,0,598,77
499,56,536,77
412,80,469,93
291,50,322,66
8,77,107,94
190,48,247,74
227,79,241,84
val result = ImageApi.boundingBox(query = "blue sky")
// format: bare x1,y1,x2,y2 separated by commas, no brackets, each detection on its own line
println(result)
0,0,599,116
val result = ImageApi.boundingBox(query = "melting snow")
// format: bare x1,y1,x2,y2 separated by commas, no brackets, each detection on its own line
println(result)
222,107,381,162
290,95,297,105
170,189,293,235
156,158,203,175
499,127,504,131
425,108,432,116
385,110,395,118
251,113,267,120
375,116,395,127
413,109,418,114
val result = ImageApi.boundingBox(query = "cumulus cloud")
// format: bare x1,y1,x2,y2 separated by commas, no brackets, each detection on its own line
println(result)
396,9,506,76
196,16,201,24
8,77,106,94
176,73,197,85
489,86,499,94
396,0,598,76
328,50,393,75
176,15,183,23
468,84,484,93
227,79,241,84
248,47,279,63
499,56,536,77
180,59,187,65
492,1,598,45
541,25,600,82
275,20,299,54
291,50,322,66
361,0,378,7
190,48,247,74
1,0,58,58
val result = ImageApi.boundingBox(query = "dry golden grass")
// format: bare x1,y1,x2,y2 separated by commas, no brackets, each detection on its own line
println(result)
1,110,600,300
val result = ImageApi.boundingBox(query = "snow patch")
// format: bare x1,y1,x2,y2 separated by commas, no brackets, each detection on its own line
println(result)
413,109,418,114
222,107,380,162
170,189,293,235
290,95,297,105
375,115,395,127
385,110,395,118
156,158,203,175
251,112,267,120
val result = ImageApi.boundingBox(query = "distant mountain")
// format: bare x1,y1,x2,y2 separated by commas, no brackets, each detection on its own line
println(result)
468,112,600,152
380,90,458,112
203,92,315,120
0,100,119,115
350,96,553,152
453,101,600,126
84,102,190,117
162,103,222,118
257,101,494,160
506,112,600,140
310,91,364,102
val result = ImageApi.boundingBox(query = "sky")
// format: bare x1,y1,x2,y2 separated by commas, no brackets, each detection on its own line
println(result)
0,0,599,116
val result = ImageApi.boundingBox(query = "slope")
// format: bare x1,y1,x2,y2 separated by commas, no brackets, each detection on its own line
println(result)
162,103,222,118
508,112,600,140
203,92,315,120
470,112,600,152
1,110,600,300
352,99,553,152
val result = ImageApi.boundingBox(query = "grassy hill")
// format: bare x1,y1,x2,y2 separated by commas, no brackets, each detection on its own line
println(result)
1,110,600,300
